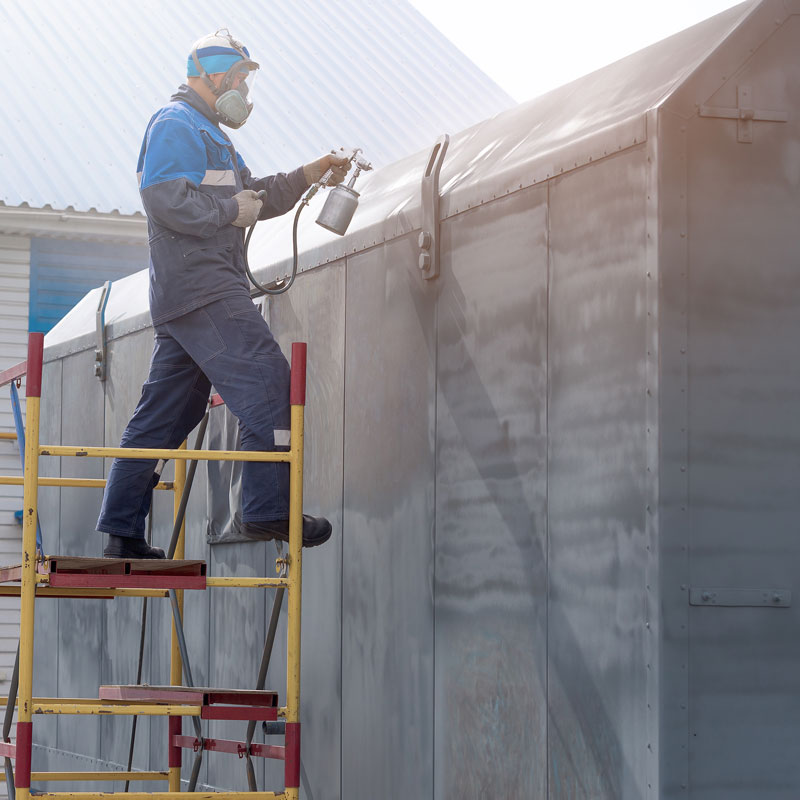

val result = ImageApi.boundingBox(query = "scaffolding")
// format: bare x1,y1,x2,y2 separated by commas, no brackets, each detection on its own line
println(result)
0,331,309,799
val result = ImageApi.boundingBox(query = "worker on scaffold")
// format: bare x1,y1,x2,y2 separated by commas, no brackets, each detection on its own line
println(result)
97,30,341,558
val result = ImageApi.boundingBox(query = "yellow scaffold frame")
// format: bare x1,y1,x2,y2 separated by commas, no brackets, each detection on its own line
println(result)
0,332,308,800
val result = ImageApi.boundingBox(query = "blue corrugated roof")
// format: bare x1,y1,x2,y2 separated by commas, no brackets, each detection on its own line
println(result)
0,0,514,216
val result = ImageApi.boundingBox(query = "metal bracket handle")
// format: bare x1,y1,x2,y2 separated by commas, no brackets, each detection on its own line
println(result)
418,134,449,281
698,83,787,144
94,280,112,381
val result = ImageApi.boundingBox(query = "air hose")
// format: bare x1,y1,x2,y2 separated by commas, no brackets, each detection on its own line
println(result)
243,150,372,297
243,184,320,297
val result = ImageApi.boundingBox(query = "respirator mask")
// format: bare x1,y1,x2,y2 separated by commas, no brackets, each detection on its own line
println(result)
190,30,259,129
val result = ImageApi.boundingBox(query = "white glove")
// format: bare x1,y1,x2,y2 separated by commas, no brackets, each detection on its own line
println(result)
232,189,262,227
303,153,349,187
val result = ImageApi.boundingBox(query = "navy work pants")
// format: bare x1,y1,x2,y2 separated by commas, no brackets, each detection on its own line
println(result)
97,294,290,538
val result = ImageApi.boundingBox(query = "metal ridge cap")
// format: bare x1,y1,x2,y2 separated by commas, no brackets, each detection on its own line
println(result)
43,309,154,364
43,330,96,364
440,113,649,219
248,115,650,283
105,309,154,343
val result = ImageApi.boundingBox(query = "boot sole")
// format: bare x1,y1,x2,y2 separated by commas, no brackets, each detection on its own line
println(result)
241,529,332,548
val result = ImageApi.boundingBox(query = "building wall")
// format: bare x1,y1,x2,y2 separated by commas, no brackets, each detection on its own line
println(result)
0,233,30,784
28,238,148,333
682,17,800,799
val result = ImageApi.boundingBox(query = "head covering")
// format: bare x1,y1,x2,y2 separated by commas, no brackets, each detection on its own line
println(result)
187,30,250,77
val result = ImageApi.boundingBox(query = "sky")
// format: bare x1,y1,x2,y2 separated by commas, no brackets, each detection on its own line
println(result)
409,0,745,102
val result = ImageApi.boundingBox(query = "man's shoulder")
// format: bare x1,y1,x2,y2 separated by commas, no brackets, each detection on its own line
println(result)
149,99,203,130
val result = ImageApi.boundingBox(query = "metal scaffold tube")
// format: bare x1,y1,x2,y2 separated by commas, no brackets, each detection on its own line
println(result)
0,337,309,798
17,332,44,800
283,343,307,800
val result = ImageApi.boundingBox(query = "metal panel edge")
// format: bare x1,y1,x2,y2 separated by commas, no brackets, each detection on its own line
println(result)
656,108,690,800
644,107,661,799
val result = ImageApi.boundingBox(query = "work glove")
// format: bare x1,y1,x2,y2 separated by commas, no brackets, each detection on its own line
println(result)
232,189,263,227
303,153,349,187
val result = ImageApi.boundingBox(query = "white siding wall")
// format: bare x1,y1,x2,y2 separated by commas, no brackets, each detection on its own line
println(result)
0,234,29,775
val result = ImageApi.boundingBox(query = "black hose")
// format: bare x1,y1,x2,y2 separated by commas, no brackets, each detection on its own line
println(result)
244,196,306,297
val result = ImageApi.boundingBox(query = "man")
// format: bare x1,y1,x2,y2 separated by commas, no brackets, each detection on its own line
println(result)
97,30,344,558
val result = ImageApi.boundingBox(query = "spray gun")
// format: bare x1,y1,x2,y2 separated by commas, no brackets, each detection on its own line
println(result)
315,147,373,235
244,147,372,296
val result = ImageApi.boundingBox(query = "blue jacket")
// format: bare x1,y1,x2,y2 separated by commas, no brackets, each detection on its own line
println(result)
137,85,308,325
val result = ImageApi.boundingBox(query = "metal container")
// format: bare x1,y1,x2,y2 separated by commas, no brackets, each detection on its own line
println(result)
315,184,360,236
35,2,800,797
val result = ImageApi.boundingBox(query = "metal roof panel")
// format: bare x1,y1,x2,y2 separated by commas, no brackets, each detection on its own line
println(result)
0,0,514,215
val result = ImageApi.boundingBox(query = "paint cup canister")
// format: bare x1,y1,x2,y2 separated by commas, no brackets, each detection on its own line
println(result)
316,184,360,236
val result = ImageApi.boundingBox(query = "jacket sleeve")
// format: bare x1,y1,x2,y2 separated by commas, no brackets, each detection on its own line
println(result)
239,158,308,220
139,118,239,237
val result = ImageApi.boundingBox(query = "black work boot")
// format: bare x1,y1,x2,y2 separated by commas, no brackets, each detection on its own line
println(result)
103,534,166,559
241,515,332,548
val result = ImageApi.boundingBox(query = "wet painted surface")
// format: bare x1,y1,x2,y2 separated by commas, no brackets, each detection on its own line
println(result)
56,349,105,765
269,263,346,800
684,15,800,798
101,330,158,778
435,188,549,798
548,150,649,800
341,234,435,800
205,541,267,792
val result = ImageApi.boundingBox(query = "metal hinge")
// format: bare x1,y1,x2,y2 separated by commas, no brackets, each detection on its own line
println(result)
94,280,112,381
699,84,787,143
689,587,791,607
418,134,449,281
